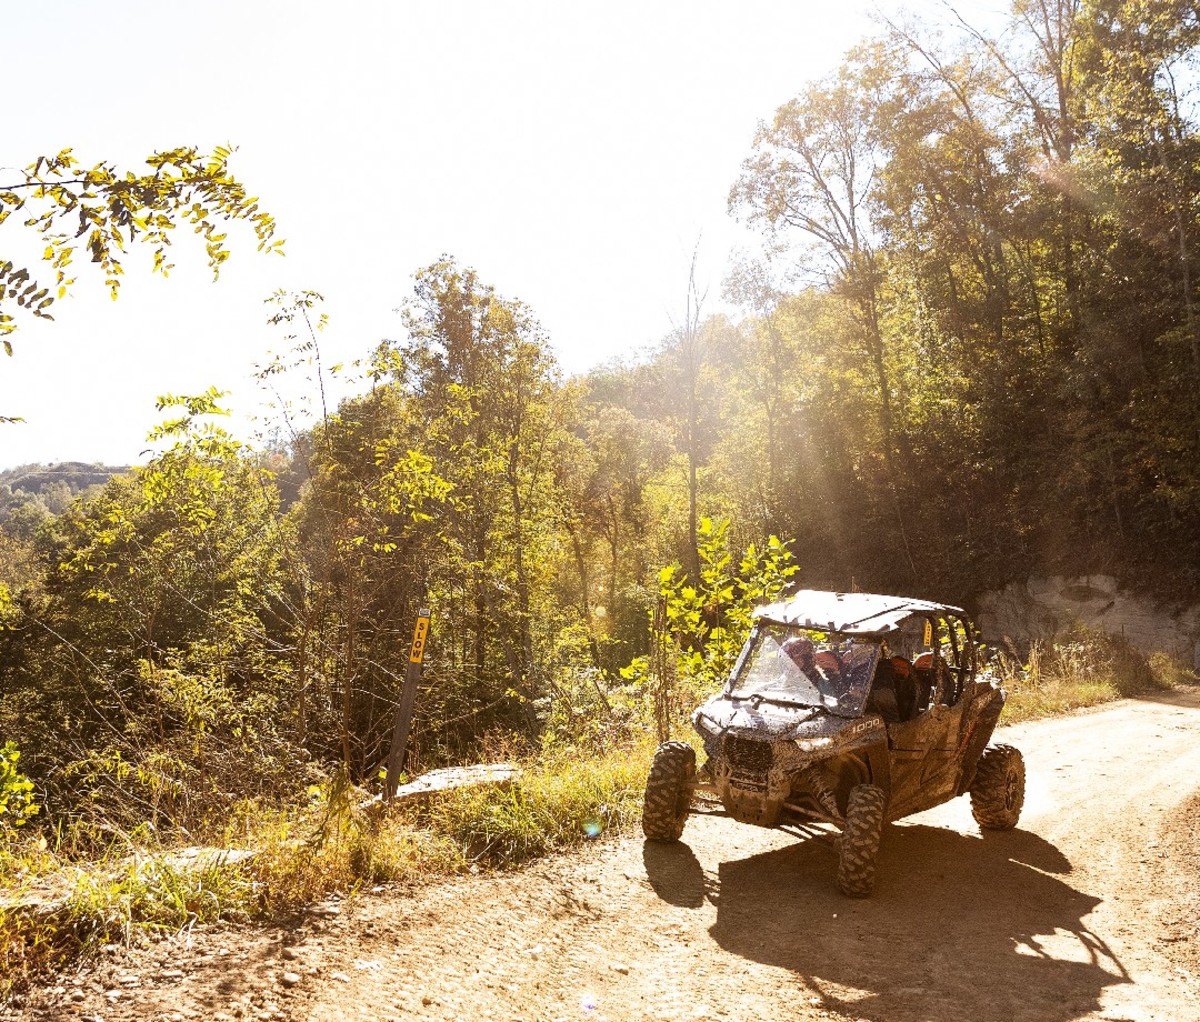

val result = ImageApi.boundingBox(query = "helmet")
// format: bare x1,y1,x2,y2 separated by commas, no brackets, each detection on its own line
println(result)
781,635,815,667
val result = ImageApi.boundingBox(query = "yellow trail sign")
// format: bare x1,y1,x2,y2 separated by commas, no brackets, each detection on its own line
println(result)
409,613,430,664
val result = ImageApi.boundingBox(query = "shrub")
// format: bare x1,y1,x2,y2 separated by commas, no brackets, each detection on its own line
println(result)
993,626,1178,723
620,517,797,742
1148,651,1199,689
0,742,38,834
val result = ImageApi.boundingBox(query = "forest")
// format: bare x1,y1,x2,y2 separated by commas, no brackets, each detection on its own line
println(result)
2,0,1199,843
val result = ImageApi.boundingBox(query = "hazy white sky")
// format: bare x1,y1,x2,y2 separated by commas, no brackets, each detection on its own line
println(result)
0,0,1002,469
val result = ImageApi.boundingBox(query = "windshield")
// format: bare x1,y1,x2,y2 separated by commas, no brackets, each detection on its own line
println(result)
729,625,880,717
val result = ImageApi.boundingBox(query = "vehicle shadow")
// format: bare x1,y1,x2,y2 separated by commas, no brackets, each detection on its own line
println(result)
701,825,1126,1022
641,840,714,908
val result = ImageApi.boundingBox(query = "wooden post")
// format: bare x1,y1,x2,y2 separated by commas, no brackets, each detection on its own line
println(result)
385,608,430,799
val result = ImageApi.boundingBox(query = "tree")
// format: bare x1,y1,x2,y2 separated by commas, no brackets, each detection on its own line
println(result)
676,249,708,582
285,380,455,775
1,392,297,829
731,44,939,584
0,146,282,355
731,44,903,455
402,258,566,727
555,398,673,671
721,259,801,521
720,0,1200,598
951,0,1086,343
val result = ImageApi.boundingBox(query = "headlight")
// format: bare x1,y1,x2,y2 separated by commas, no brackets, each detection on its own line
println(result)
693,712,721,736
794,736,833,753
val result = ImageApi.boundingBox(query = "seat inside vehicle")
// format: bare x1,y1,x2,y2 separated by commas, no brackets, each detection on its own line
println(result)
872,655,921,722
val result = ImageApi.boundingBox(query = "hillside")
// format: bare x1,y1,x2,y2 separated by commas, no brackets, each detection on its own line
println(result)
0,462,129,521
3,0,1200,1006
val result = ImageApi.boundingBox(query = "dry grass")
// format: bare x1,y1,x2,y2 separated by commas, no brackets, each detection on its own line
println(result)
0,737,655,1000
1002,675,1122,722
995,628,1194,724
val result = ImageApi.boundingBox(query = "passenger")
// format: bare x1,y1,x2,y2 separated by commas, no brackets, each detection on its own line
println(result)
814,649,841,675
781,636,825,684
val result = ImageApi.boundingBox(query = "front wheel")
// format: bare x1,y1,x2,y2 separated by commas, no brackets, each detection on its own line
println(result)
641,741,696,842
970,744,1025,830
837,783,886,897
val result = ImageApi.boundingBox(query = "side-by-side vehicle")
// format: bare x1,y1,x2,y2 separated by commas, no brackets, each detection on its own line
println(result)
641,589,1025,896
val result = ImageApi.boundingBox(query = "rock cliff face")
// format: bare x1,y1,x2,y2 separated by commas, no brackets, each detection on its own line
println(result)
976,575,1200,668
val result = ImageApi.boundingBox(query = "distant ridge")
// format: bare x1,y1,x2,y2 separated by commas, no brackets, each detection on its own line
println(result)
0,462,130,495
1,463,131,524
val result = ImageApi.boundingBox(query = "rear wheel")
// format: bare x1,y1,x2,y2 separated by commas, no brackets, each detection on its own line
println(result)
837,783,886,897
641,741,696,842
970,744,1025,830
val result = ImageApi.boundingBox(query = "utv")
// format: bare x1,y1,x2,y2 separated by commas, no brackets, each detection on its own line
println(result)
641,590,1025,897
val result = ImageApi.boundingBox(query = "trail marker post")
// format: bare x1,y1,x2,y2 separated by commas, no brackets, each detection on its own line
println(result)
385,608,430,799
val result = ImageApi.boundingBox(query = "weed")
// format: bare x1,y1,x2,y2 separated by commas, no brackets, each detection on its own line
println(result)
421,740,653,866
0,839,258,998
994,627,1185,723
1149,651,1199,689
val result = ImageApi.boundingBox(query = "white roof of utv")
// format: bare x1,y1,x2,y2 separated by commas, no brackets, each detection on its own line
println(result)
754,589,967,637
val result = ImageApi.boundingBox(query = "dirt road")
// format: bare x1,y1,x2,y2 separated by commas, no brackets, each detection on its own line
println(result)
10,688,1200,1022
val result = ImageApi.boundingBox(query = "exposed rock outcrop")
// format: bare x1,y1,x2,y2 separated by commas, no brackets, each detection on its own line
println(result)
977,575,1200,668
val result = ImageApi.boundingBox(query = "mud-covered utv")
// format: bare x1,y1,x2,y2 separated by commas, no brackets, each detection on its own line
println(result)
641,590,1025,897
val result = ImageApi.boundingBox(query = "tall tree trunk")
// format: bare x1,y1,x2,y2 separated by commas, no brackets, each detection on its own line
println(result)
340,573,360,773
507,446,533,697
565,520,603,671
682,246,705,583
472,568,486,690
607,504,620,634
855,251,919,583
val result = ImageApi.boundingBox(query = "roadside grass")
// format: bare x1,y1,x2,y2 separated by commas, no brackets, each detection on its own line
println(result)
996,628,1195,724
420,739,653,865
0,737,655,1000
1002,675,1121,721
0,845,260,993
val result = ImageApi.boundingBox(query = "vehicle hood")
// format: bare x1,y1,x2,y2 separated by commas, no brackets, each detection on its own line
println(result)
693,693,857,742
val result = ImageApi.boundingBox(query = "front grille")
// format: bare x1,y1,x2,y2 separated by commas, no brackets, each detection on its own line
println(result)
724,734,774,774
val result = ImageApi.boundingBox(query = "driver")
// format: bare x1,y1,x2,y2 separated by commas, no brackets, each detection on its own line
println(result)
781,636,843,692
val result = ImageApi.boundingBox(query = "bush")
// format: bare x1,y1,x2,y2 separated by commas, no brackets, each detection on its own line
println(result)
620,517,797,743
0,742,38,834
422,741,653,866
1148,651,1199,689
993,626,1180,723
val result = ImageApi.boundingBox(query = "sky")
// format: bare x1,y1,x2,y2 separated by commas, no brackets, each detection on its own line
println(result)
0,0,1005,470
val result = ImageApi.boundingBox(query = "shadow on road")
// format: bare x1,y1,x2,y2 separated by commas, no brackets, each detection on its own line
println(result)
649,824,1126,1022
1127,684,1200,710
641,840,712,908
